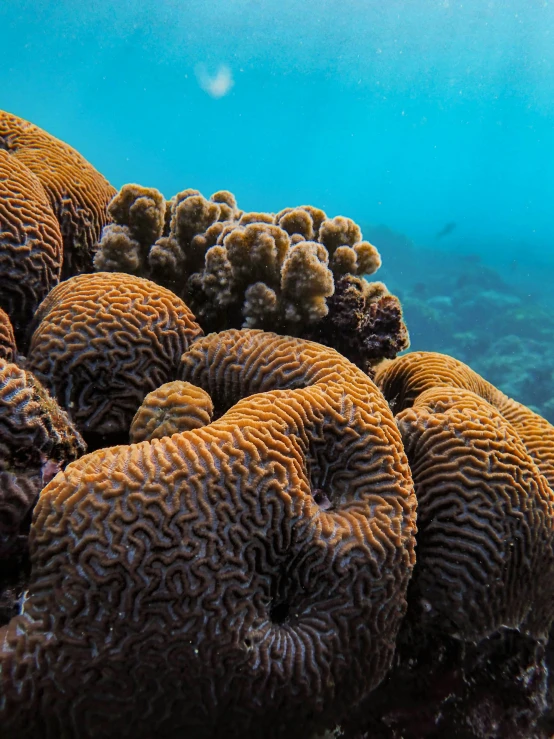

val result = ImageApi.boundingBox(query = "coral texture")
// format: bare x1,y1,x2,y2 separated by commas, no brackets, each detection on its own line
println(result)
306,276,409,374
0,309,16,363
349,351,554,738
376,351,554,490
129,380,214,442
0,359,85,557
94,185,403,369
0,149,63,344
26,272,203,444
0,330,416,739
0,109,116,277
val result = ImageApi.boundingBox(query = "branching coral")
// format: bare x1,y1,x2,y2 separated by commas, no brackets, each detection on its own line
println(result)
0,109,116,278
95,185,403,369
0,149,63,345
344,351,554,738
27,272,203,445
0,329,416,739
0,309,16,363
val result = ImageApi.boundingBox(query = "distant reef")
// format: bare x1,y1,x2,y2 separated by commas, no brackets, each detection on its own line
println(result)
370,223,554,425
1,109,554,739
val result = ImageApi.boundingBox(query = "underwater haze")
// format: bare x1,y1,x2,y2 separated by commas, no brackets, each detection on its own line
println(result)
1,0,554,418
2,0,553,267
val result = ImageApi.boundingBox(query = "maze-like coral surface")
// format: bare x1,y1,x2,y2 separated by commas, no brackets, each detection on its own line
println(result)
0,110,116,277
129,380,214,442
0,330,416,739
0,149,62,343
27,272,203,440
376,350,554,490
0,309,16,363
376,351,554,639
356,351,554,738
0,360,85,555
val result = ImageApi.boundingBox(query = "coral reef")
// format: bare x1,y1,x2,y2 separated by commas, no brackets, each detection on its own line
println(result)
0,329,416,739
305,276,409,374
370,223,554,423
0,149,63,345
342,352,554,738
1,112,553,738
0,309,16,363
0,359,85,627
94,185,405,370
26,272,203,446
129,380,214,442
0,109,116,278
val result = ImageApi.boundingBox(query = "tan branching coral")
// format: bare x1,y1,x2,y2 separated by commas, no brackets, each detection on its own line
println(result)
0,109,116,277
27,273,203,443
0,149,63,344
129,380,214,442
0,309,16,363
95,185,401,369
0,330,416,739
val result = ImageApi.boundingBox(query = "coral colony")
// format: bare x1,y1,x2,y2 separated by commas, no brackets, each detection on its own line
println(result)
0,110,553,739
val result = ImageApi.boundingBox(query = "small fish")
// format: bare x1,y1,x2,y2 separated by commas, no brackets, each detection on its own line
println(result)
436,221,456,240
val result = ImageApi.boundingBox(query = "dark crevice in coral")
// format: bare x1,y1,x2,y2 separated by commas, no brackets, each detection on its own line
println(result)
269,600,290,625
342,622,549,739
83,430,131,452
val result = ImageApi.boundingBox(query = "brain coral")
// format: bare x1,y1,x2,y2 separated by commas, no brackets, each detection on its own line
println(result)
26,272,203,444
376,350,554,490
0,149,63,344
0,109,116,277
0,358,85,564
0,309,16,363
0,330,416,739
348,351,554,738
95,184,405,370
129,380,214,442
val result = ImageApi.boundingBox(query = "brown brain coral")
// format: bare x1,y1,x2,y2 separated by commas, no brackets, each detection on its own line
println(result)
129,380,214,442
0,359,85,553
350,352,554,738
0,330,416,739
26,272,203,444
0,149,63,344
0,309,16,363
0,110,116,277
376,350,554,490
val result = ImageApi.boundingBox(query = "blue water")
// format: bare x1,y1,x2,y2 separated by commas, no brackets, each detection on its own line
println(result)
2,0,553,276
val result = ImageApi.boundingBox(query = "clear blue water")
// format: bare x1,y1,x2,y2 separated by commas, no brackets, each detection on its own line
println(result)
2,0,553,277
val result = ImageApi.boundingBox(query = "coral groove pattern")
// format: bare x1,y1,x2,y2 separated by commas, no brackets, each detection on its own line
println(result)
0,149,62,344
0,359,85,557
0,110,116,277
129,381,214,442
0,330,416,739
350,351,554,738
0,310,16,363
27,272,203,441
